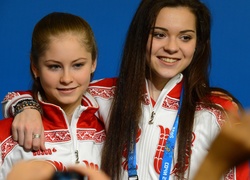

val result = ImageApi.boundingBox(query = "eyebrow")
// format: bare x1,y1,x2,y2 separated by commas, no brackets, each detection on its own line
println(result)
152,27,196,34
45,57,88,63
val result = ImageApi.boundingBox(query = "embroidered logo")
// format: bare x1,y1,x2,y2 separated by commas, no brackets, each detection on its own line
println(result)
44,130,71,142
154,125,171,174
142,93,180,111
33,148,57,156
154,126,195,177
88,87,115,99
44,129,106,144
162,97,179,110
77,129,106,143
196,103,225,127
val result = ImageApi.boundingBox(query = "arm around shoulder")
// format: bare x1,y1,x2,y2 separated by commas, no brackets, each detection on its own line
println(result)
1,91,33,118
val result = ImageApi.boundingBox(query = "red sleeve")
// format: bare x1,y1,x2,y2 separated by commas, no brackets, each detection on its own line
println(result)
89,78,117,87
1,90,33,118
236,161,250,180
209,94,240,116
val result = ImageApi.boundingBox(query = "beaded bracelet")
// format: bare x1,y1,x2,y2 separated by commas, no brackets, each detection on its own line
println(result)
13,99,43,117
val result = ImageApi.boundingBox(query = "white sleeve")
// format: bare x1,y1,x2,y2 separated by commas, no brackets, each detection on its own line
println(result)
1,92,33,118
0,141,5,179
0,141,13,179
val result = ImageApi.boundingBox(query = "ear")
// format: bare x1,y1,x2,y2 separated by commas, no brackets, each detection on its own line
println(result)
91,59,97,73
30,58,39,79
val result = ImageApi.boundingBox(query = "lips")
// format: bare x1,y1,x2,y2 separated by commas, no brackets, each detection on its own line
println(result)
57,87,76,91
56,87,78,94
158,56,179,63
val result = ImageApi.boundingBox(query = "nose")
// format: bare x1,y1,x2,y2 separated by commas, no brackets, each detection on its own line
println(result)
60,69,73,84
163,38,179,53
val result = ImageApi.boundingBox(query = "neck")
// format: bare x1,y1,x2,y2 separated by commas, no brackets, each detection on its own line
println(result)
147,77,169,101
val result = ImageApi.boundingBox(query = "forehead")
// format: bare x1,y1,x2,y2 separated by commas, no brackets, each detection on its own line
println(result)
50,32,84,44
43,34,91,59
48,33,88,52
155,7,196,31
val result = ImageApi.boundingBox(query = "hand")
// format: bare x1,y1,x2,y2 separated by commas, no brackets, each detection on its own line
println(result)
67,165,111,180
7,160,55,180
12,108,45,151
194,111,250,180
218,112,250,166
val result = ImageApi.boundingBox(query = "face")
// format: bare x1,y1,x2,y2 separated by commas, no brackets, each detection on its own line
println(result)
146,7,197,87
32,33,96,112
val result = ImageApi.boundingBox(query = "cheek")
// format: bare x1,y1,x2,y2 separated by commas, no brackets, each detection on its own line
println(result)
77,70,92,86
184,44,196,60
39,75,56,90
39,70,58,88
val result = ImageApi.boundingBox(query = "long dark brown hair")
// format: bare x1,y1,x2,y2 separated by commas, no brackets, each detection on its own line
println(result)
101,0,239,179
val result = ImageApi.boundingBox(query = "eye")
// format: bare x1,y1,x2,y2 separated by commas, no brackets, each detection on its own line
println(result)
180,35,192,42
48,64,61,71
73,63,84,69
152,31,166,39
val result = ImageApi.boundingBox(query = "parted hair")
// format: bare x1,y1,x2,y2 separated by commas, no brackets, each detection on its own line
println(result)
100,0,227,179
30,12,97,100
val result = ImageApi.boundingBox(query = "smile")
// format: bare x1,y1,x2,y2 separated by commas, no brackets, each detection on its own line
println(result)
160,57,178,63
57,87,77,91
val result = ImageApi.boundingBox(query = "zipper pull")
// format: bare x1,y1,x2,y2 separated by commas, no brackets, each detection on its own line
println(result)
75,150,80,164
148,111,155,124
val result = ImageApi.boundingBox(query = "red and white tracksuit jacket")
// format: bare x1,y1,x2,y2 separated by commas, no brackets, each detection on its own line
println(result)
0,92,105,179
1,73,249,179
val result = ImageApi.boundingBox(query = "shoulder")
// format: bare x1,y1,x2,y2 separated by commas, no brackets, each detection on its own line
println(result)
1,90,33,118
209,91,239,112
88,78,117,99
197,91,240,127
2,90,33,102
89,77,117,88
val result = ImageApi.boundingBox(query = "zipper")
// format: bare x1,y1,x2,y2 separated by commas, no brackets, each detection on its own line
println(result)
148,111,156,124
75,150,80,164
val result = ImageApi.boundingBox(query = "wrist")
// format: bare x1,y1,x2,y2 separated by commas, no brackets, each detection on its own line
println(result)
13,99,42,117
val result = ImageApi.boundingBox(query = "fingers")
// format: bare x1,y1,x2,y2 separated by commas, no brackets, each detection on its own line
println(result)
12,123,34,150
67,166,111,180
11,124,18,141
11,108,45,151
39,129,46,151
32,134,41,151
33,127,46,151
11,113,21,142
12,117,31,149
32,127,46,151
